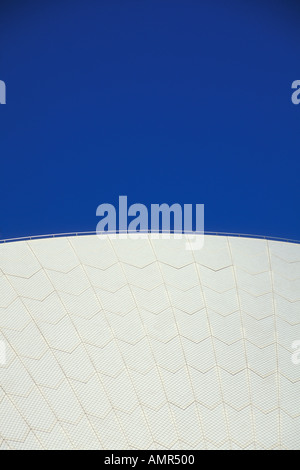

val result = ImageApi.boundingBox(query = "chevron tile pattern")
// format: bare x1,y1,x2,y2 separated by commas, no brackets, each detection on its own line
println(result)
0,234,299,449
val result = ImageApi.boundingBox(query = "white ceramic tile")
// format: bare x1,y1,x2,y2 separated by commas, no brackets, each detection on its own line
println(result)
129,368,166,409
70,374,111,418
12,387,56,431
62,415,102,450
0,298,31,331
175,308,210,343
22,351,65,388
23,292,66,325
41,380,83,423
34,422,74,449
143,403,177,448
8,270,53,300
53,344,95,382
117,407,153,449
30,238,78,273
190,367,222,408
89,411,128,449
139,307,177,343
122,262,163,290
198,403,229,444
84,263,126,291
0,397,29,441
60,288,101,319
0,241,40,278
46,266,90,295
117,337,156,374
160,367,194,408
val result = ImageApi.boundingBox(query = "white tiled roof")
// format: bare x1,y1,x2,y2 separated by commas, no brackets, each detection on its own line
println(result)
0,234,299,449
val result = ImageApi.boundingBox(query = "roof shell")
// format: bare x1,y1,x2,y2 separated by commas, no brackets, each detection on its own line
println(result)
0,234,299,450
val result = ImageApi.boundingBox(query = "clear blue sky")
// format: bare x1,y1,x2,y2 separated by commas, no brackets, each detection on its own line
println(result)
0,0,299,240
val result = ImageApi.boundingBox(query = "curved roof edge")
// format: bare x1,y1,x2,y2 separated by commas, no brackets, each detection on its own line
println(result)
0,230,299,245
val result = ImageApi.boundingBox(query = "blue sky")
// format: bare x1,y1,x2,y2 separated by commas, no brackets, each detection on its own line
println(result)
0,0,299,240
